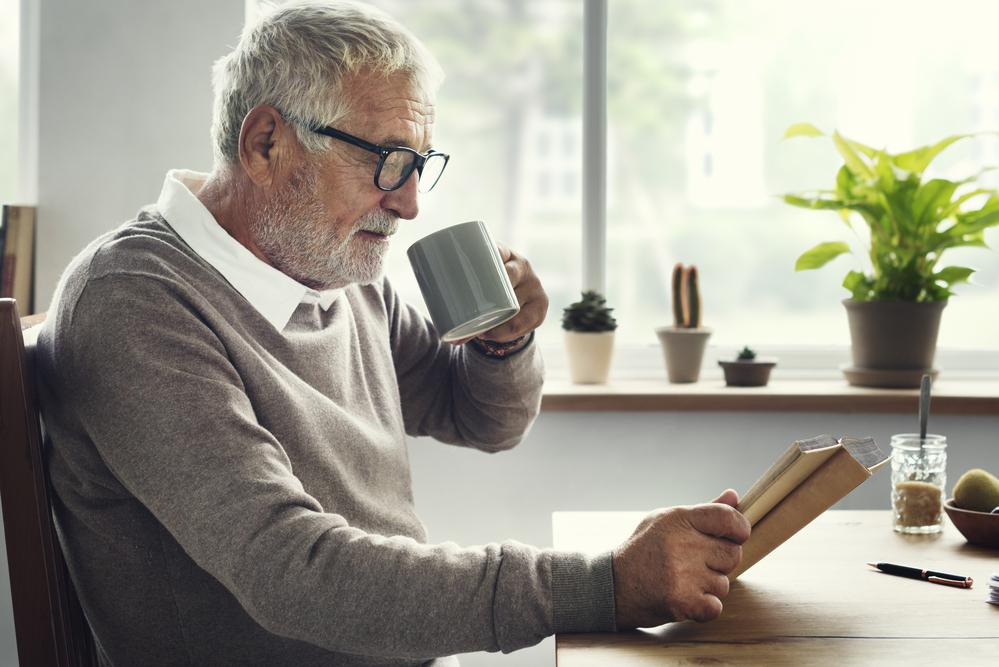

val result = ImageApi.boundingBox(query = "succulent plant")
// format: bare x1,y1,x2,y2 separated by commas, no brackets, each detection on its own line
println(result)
562,290,618,332
737,346,757,361
671,263,702,328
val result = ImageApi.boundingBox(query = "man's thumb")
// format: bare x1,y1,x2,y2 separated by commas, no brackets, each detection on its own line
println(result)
712,488,739,508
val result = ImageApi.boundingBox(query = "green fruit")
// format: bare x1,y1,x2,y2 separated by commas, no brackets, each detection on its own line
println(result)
952,468,999,513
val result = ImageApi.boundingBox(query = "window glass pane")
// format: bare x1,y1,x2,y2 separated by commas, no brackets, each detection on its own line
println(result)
367,0,583,341
0,0,18,202
607,0,999,350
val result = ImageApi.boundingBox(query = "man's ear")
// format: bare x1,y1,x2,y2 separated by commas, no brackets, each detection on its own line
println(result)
238,105,298,188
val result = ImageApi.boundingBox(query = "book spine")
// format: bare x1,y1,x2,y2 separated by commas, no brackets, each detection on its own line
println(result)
0,206,8,287
731,447,872,580
1,258,15,298
0,205,16,298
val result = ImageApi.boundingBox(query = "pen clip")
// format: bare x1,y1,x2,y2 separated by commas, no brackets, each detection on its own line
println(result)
927,575,973,588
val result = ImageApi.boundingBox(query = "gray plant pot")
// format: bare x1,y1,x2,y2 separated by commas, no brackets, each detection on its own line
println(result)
655,327,712,383
842,299,946,387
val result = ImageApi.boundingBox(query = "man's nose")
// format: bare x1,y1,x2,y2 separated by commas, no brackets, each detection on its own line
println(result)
382,170,420,220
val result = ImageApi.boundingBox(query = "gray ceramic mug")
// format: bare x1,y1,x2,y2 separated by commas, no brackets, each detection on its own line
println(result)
407,221,520,342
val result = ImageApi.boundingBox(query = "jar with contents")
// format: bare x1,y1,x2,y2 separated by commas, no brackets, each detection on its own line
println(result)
891,434,947,534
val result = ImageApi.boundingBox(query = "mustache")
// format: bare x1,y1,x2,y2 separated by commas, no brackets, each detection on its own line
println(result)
356,212,399,237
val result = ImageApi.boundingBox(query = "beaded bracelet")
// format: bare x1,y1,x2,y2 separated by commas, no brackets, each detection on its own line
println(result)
469,331,535,360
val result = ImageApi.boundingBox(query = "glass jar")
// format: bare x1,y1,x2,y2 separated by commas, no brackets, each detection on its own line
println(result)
891,434,947,534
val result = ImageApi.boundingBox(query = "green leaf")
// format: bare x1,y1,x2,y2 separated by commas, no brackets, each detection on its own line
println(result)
835,164,855,198
892,134,970,174
950,201,999,236
795,241,851,271
784,122,824,139
939,187,994,219
843,270,873,300
840,135,877,159
836,209,855,229
833,131,874,179
933,266,975,285
912,179,958,227
928,230,989,252
783,193,846,210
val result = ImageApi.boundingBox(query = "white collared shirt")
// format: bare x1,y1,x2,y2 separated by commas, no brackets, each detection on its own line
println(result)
155,169,341,331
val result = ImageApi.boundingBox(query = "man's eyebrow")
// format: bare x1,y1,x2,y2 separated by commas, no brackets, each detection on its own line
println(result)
381,136,433,152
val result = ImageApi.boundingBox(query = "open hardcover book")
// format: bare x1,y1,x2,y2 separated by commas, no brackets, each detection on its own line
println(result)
731,435,889,579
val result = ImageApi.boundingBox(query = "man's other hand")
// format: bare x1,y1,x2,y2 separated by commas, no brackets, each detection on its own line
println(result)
611,489,751,629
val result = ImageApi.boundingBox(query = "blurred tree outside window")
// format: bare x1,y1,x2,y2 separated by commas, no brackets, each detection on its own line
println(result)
368,0,584,347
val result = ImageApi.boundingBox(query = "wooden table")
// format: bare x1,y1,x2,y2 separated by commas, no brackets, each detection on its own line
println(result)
553,510,999,665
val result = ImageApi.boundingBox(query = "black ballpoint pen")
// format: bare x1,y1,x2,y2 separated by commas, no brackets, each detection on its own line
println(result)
867,561,973,588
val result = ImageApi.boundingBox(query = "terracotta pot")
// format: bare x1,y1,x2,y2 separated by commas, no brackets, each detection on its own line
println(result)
718,359,777,387
655,327,711,383
564,330,614,384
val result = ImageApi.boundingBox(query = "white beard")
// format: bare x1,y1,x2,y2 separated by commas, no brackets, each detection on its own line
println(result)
250,166,398,290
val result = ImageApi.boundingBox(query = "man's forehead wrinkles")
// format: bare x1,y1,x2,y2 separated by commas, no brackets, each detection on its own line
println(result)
366,99,434,122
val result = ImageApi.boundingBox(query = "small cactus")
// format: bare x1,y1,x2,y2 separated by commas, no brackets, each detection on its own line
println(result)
671,263,685,327
562,291,618,333
671,263,703,329
737,346,757,361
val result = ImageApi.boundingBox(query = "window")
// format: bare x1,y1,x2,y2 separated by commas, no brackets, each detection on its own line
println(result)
258,0,999,371
0,0,18,203
607,0,999,351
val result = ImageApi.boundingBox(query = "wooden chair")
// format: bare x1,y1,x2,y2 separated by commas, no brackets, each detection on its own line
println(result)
0,299,97,666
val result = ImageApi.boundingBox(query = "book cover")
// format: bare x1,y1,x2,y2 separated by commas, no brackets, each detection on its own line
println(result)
738,434,842,525
732,436,889,580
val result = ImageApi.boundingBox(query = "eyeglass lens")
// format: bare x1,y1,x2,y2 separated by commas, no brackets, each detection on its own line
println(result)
378,151,447,193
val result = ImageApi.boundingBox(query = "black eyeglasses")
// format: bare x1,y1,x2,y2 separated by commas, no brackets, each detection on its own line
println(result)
310,125,449,193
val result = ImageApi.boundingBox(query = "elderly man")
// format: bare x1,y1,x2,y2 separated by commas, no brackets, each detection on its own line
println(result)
36,2,749,666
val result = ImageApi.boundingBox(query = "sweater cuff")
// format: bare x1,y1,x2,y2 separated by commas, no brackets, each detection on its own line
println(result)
550,550,617,633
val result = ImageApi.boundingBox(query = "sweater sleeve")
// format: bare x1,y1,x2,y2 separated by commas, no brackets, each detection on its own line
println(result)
383,278,545,451
53,272,614,660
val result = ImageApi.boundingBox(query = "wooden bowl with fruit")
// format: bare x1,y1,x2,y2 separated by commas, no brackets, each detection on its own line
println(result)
944,468,999,548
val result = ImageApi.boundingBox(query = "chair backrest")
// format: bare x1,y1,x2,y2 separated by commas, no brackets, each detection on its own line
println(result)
0,299,97,666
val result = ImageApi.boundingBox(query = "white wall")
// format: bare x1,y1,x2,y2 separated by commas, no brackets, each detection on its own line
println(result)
5,2,998,667
33,0,241,310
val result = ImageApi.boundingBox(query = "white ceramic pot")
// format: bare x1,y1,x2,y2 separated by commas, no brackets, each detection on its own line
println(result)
564,330,615,384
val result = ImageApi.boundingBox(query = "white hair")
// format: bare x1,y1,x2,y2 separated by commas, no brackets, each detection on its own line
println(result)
210,0,444,169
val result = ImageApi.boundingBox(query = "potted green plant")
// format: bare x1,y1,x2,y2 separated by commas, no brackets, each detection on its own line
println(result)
655,263,711,383
562,290,617,384
718,346,777,387
784,123,999,388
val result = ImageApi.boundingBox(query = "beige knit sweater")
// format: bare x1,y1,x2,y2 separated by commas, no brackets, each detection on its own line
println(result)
36,210,615,667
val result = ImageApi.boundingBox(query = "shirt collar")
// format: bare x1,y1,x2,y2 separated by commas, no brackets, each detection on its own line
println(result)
155,169,341,331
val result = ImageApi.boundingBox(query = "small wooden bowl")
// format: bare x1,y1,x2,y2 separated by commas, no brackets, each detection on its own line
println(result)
943,498,999,548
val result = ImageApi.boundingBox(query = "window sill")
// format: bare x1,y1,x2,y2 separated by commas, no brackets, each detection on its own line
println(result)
541,379,999,414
